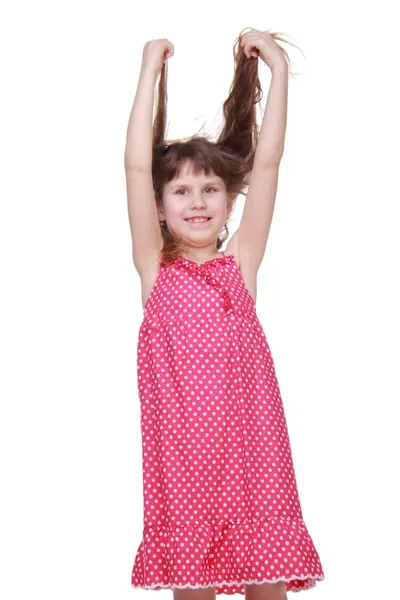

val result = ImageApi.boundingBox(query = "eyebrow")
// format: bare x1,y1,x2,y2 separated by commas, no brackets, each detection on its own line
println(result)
171,180,222,187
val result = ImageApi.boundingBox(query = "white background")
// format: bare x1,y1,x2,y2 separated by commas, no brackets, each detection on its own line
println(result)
1,1,399,599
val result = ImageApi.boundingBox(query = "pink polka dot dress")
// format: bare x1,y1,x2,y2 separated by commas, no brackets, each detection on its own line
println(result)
131,248,324,594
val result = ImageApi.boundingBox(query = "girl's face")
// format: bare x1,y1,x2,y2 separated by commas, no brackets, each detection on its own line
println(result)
159,162,229,247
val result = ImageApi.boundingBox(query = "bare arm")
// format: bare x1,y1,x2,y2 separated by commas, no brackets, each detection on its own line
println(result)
124,65,158,171
238,61,289,272
253,62,288,167
124,64,161,273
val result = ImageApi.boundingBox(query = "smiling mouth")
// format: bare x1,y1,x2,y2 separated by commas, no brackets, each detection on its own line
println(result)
185,217,212,222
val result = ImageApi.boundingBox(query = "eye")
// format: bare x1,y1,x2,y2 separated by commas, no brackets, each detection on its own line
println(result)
175,187,217,195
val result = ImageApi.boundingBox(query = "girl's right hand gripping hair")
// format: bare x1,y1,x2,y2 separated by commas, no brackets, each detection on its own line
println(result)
141,39,174,75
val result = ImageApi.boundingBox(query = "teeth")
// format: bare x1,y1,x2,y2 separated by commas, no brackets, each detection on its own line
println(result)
187,218,209,223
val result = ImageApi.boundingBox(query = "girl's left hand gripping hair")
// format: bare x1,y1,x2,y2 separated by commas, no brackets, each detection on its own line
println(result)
240,29,287,70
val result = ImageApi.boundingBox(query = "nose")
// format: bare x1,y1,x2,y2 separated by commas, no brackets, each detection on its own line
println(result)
190,192,206,208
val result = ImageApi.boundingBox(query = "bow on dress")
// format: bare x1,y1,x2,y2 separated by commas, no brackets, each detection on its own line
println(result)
176,258,234,314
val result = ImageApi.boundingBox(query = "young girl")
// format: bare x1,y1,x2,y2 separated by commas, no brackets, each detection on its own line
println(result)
125,28,324,599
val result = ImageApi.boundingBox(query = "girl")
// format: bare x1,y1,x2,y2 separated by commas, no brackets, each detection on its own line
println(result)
125,28,325,599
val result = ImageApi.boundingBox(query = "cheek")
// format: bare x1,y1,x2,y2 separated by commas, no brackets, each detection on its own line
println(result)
163,196,183,218
213,197,228,217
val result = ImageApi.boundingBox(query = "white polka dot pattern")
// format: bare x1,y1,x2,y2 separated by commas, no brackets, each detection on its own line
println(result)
131,250,324,594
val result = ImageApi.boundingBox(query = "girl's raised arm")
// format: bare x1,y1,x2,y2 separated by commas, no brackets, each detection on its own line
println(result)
124,40,173,275
236,31,289,273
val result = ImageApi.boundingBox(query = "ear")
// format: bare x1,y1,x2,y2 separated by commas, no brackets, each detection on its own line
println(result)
157,203,165,220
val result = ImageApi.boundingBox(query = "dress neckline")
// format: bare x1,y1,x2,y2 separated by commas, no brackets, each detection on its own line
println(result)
175,252,234,268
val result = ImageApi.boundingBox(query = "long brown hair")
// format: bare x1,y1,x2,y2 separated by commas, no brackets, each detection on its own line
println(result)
152,27,299,265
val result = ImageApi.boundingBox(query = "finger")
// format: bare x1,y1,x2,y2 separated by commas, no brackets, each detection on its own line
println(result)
240,32,256,46
245,46,253,58
242,30,259,42
243,42,258,58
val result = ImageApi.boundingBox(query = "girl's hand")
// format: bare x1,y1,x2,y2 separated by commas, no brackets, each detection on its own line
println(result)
141,39,174,75
239,29,286,70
